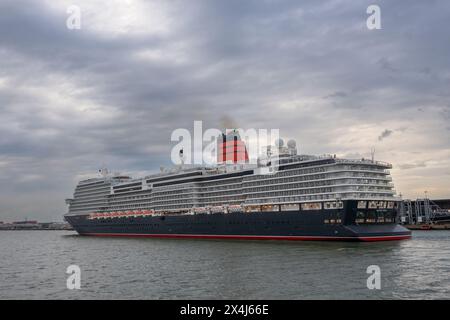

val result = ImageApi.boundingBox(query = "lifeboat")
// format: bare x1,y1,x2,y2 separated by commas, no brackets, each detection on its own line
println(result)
142,210,152,216
211,206,224,214
123,211,133,217
228,205,243,213
194,207,207,214
124,210,135,217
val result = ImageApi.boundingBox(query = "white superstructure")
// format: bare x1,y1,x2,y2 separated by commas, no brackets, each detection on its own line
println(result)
65,152,396,217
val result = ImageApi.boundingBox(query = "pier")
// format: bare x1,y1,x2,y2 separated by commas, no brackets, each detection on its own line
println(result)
400,198,450,230
0,220,73,231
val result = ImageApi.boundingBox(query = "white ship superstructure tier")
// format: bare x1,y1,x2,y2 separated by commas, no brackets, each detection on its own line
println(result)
65,175,131,215
65,155,397,216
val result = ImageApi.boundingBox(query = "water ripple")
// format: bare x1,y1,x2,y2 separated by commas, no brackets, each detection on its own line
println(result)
0,230,449,299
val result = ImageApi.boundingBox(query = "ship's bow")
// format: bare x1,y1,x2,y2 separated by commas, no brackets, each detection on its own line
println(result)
343,224,411,241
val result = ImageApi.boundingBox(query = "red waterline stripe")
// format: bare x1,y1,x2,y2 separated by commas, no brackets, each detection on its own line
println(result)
81,233,411,242
357,235,412,242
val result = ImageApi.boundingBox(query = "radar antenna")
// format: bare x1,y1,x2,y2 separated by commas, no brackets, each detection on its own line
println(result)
177,148,186,171
99,164,109,177
179,148,185,166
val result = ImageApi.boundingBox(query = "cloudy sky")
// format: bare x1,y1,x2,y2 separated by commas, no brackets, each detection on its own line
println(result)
0,0,449,222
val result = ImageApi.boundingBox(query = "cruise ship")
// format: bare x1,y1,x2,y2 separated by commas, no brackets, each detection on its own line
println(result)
64,131,411,241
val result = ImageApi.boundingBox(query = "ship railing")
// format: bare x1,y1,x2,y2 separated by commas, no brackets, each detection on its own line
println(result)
334,158,392,168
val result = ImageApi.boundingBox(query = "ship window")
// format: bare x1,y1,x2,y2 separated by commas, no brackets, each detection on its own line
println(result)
261,205,274,212
356,211,365,223
324,202,334,209
365,211,376,223
368,201,377,209
385,211,395,222
246,206,261,212
301,202,322,210
324,201,344,210
280,204,299,211
357,201,367,209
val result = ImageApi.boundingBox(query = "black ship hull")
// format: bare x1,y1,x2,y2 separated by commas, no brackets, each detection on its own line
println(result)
65,201,411,242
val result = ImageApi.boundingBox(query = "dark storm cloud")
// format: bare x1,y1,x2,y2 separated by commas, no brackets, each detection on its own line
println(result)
1,0,450,220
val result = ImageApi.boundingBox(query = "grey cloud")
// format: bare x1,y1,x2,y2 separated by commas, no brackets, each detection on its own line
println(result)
398,161,428,170
440,106,450,119
377,57,397,73
323,91,348,99
1,0,450,220
378,129,393,141
342,152,364,159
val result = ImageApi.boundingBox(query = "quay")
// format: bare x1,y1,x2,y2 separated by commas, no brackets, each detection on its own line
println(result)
400,198,450,230
404,223,450,230
0,220,73,231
